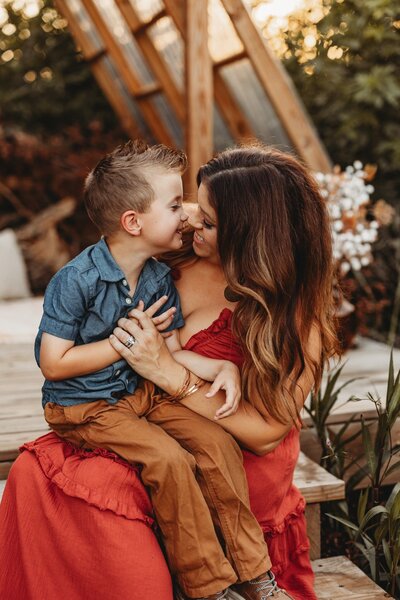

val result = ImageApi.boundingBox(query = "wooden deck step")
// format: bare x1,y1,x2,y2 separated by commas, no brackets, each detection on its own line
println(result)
294,452,345,504
294,452,345,560
313,556,393,598
0,341,48,477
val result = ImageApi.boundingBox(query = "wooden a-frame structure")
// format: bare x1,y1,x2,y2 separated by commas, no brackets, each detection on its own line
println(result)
55,0,331,194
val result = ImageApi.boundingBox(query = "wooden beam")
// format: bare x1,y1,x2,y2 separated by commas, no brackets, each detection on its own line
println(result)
219,0,331,172
214,50,247,69
165,0,254,145
115,0,185,123
54,0,140,139
185,0,213,196
81,0,173,146
132,82,162,100
128,9,167,35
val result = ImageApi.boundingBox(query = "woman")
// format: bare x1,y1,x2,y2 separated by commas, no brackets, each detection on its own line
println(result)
0,145,336,600
108,145,337,599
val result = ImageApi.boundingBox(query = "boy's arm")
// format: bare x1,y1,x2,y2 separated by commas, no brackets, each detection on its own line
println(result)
164,335,241,419
38,266,121,381
172,348,232,382
42,296,178,381
40,334,120,381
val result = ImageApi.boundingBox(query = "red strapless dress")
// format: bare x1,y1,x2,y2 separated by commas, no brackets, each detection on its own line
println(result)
0,309,316,600
185,309,316,599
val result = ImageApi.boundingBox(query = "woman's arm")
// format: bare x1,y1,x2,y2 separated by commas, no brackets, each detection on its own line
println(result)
180,325,320,453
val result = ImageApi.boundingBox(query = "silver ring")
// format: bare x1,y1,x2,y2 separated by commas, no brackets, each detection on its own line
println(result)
124,335,136,349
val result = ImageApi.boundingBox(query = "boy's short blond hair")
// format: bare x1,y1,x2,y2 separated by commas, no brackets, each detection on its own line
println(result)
84,139,187,235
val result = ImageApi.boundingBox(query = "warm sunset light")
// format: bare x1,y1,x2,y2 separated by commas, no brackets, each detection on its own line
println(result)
253,0,305,20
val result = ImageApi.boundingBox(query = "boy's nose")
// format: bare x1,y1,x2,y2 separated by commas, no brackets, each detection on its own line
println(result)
181,211,189,222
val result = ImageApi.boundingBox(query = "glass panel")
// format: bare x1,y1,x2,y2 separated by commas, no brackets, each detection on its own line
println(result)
66,0,103,51
102,55,155,141
94,0,155,85
151,93,183,148
148,16,183,90
129,0,164,23
214,104,234,151
209,0,243,62
221,58,292,150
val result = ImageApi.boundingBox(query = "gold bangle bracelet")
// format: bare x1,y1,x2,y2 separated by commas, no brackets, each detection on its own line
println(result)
162,369,205,404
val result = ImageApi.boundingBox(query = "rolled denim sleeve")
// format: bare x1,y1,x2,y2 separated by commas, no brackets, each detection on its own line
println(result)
155,274,185,331
39,267,89,341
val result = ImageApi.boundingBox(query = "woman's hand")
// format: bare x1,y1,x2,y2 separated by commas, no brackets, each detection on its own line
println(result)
109,306,186,394
206,361,241,420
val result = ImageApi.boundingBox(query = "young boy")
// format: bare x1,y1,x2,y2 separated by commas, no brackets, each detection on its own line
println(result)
36,141,275,600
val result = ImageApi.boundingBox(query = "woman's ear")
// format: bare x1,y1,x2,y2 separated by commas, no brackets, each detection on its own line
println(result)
120,210,141,236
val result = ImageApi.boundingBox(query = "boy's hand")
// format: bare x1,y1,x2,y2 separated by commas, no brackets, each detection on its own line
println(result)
206,362,241,420
131,297,176,334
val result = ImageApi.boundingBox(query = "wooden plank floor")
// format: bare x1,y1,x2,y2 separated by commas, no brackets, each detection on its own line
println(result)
0,342,48,465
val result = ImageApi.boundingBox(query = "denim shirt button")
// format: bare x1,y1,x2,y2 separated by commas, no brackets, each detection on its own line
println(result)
122,279,128,286
125,297,132,304
115,369,121,377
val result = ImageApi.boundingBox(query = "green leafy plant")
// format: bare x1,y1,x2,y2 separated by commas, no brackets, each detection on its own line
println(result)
323,351,400,596
304,362,362,480
346,351,400,498
327,483,400,596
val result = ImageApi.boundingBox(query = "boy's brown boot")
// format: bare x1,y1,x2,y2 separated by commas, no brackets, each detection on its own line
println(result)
229,571,294,599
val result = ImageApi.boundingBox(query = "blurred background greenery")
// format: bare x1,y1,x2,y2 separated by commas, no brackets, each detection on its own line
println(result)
0,0,399,344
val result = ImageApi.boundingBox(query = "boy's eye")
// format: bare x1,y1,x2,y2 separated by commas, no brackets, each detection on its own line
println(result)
202,219,213,229
171,205,181,211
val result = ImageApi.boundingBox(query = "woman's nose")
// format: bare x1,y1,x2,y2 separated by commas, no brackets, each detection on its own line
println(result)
188,212,202,229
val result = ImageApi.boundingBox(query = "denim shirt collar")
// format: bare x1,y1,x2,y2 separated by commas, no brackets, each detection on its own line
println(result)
92,237,171,283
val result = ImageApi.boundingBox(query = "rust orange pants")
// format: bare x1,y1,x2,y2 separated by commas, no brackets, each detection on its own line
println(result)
44,381,271,598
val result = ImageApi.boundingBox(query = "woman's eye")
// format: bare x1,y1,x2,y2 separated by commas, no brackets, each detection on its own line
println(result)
202,219,213,229
171,205,181,211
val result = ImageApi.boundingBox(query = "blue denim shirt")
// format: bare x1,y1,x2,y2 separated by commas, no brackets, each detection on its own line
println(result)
35,238,184,407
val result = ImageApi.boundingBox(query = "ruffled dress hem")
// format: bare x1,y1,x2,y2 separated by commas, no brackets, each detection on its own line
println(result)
20,432,155,526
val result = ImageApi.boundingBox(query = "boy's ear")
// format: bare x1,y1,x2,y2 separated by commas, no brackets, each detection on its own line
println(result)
120,210,141,236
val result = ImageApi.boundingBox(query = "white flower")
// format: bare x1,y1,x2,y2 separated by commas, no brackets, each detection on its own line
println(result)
315,162,380,273
350,258,362,270
333,221,343,232
341,261,351,274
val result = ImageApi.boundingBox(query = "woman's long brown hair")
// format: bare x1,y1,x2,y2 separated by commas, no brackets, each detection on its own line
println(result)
197,144,339,425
